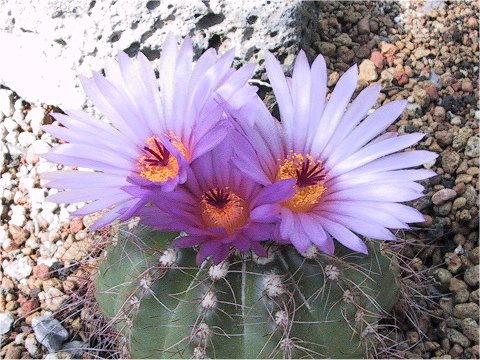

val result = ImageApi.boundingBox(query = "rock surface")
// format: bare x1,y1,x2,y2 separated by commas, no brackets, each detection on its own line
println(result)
0,0,318,110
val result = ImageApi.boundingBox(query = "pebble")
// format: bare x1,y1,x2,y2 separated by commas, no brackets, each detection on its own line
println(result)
464,265,479,287
335,33,352,46
0,312,15,335
434,268,452,285
3,117,18,133
441,151,461,174
452,127,474,150
2,256,33,281
62,341,87,357
357,17,370,34
452,197,466,210
358,59,378,81
432,189,457,205
445,252,463,273
25,107,46,136
369,51,384,69
18,131,36,148
461,318,479,342
450,116,462,126
413,87,430,108
25,335,39,357
446,328,470,347
453,303,479,320
394,70,409,86
29,188,46,206
32,315,69,352
449,278,468,293
2,344,22,359
433,106,446,122
315,42,336,57
9,205,26,227
41,287,68,311
464,135,479,158
44,352,73,359
0,89,14,117
461,78,473,92
414,47,430,59
380,42,397,56
8,224,30,247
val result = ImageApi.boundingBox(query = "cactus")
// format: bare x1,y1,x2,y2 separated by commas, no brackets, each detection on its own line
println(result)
95,225,400,359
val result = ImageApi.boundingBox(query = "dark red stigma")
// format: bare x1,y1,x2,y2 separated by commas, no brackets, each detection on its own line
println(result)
204,188,230,209
143,138,170,167
295,159,325,188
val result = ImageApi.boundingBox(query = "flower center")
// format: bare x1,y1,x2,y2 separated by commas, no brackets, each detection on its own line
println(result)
200,187,249,235
276,153,326,213
137,135,188,183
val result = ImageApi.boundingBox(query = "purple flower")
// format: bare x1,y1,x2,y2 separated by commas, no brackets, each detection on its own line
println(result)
42,34,256,229
138,138,295,265
228,51,438,255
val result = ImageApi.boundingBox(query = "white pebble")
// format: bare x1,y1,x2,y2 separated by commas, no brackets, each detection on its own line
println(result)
0,89,14,117
18,131,36,147
5,131,18,145
29,139,50,155
0,312,15,334
0,227,7,248
12,109,25,124
13,99,23,111
29,188,46,207
26,107,45,135
40,209,55,224
25,336,39,357
15,332,26,345
19,176,35,191
2,256,33,281
3,117,18,133
10,205,26,227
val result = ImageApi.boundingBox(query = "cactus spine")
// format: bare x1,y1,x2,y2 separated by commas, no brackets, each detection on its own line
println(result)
95,225,400,358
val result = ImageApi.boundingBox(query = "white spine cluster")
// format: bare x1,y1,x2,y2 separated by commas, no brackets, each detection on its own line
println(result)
191,322,210,346
300,244,319,259
208,261,229,281
193,346,206,359
201,290,218,310
274,310,289,329
280,337,294,353
264,274,286,298
158,248,177,267
252,246,277,264
342,289,355,304
325,264,340,281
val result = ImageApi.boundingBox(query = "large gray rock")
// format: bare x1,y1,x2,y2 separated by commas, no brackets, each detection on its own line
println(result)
32,315,69,352
0,0,317,110
0,312,14,335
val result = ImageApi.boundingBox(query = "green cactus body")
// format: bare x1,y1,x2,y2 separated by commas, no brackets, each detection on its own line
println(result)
95,225,400,359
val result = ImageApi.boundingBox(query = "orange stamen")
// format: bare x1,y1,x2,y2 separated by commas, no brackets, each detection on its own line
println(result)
200,187,249,235
276,152,326,213
137,135,183,182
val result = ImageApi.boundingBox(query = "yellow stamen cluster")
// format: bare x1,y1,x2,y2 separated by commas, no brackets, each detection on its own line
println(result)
137,136,180,182
276,152,326,213
200,188,249,235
